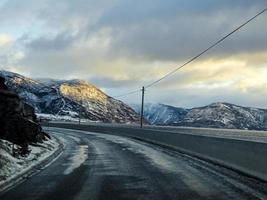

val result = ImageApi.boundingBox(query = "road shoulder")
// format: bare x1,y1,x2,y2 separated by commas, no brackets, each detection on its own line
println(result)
0,136,64,193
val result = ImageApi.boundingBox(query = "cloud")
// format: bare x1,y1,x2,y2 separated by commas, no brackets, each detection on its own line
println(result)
0,33,26,75
25,32,77,51
144,86,267,109
9,0,267,61
89,76,139,89
0,33,12,47
0,0,267,108
144,52,267,91
97,0,267,61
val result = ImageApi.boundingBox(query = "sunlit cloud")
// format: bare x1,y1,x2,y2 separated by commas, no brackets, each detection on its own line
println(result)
147,52,267,92
0,33,12,47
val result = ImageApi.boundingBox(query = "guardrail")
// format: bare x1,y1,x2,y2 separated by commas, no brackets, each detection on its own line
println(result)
43,122,267,182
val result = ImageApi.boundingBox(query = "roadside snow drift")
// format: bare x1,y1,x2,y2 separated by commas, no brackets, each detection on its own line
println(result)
0,137,59,187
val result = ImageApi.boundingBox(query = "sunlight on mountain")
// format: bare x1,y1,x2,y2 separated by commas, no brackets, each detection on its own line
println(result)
59,82,108,103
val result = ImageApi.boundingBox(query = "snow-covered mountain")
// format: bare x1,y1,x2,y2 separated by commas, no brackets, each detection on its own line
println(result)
177,102,267,130
0,70,140,123
132,102,267,130
2,70,267,130
131,103,188,125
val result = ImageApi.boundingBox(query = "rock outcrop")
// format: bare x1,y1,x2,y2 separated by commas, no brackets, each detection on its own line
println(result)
0,77,48,149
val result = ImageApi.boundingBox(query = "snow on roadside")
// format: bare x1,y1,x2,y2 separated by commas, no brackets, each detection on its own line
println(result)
36,113,96,123
0,137,59,186
37,113,80,122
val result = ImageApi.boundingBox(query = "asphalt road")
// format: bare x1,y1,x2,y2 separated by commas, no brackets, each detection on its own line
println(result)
1,127,267,200
49,121,267,143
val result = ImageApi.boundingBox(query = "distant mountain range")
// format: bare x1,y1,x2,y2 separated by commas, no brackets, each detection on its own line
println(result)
131,103,188,125
131,102,267,130
0,70,140,123
2,70,267,130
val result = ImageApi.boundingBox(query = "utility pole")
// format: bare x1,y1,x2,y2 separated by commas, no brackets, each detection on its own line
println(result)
140,86,145,128
79,110,81,125
79,99,82,125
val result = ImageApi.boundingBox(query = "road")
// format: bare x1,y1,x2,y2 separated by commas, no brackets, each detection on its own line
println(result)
49,121,267,143
1,127,267,200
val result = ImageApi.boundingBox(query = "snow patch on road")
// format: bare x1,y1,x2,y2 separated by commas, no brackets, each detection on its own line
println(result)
96,134,178,172
64,145,88,175
96,134,217,197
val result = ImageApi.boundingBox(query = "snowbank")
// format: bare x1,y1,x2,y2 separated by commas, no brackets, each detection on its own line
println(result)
0,137,61,191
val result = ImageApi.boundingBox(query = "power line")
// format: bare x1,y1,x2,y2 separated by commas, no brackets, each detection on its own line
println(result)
113,89,141,99
145,7,267,88
111,8,267,99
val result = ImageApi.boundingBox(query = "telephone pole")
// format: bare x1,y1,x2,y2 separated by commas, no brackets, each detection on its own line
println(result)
140,86,145,128
79,99,82,125
78,110,81,125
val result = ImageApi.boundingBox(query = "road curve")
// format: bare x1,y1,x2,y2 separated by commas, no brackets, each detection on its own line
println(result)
1,127,267,200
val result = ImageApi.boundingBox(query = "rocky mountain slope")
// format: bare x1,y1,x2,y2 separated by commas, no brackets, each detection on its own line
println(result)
132,102,267,130
178,102,267,130
0,76,48,151
131,103,188,125
0,71,140,123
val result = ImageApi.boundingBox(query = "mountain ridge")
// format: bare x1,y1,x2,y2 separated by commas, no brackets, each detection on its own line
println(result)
0,70,140,123
2,70,267,130
132,102,267,130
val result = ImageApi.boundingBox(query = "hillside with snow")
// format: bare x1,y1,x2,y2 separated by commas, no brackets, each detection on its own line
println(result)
132,102,267,130
177,102,267,130
0,71,140,123
131,103,188,125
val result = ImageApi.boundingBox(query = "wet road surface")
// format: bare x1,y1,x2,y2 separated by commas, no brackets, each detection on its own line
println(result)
1,127,267,200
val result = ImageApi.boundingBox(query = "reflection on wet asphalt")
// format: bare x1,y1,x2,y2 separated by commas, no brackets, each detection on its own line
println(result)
1,128,267,200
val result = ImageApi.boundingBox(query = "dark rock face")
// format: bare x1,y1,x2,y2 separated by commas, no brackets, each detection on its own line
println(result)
0,77,8,90
0,77,47,147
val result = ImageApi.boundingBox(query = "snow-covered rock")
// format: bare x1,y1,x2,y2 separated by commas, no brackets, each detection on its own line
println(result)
0,70,140,123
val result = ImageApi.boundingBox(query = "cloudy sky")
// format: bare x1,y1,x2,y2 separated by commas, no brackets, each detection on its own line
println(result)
0,0,267,108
